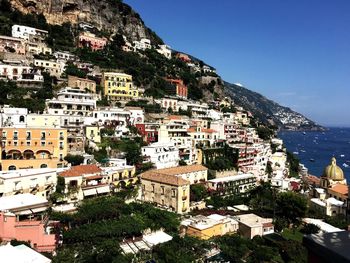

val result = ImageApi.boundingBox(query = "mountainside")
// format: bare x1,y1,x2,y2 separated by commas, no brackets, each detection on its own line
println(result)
224,82,323,130
8,0,162,43
3,0,323,130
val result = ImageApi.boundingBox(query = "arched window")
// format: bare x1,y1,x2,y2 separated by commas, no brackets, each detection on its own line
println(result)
40,164,48,168
19,115,25,122
8,165,16,170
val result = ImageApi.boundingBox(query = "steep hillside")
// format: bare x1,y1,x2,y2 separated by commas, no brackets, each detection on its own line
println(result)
7,0,162,43
2,0,323,130
224,82,323,130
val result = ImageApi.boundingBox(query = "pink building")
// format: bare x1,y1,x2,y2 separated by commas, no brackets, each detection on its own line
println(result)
78,32,107,51
0,35,26,55
0,194,58,252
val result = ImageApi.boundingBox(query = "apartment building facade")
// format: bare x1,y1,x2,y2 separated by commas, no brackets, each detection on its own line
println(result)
1,127,67,171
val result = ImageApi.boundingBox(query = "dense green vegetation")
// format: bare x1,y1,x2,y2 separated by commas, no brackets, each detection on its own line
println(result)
64,154,84,166
248,183,307,230
217,234,307,263
86,136,146,166
202,144,238,170
125,99,162,113
51,195,180,262
287,151,300,177
190,184,208,202
256,126,275,141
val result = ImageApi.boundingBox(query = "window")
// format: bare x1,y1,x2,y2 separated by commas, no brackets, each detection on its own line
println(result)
41,141,45,146
59,142,64,150
172,189,176,198
161,186,165,195
151,184,155,193
19,115,25,123
26,131,31,140
41,132,46,140
13,131,18,140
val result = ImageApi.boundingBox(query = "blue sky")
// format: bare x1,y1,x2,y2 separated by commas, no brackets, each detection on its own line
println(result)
124,0,350,127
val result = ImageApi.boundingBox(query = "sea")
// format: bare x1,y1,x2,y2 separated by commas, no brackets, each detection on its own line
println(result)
278,127,350,182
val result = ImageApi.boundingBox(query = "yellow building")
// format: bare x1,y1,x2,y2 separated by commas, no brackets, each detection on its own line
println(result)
141,171,190,214
101,72,139,101
182,214,239,240
85,126,101,143
1,127,67,171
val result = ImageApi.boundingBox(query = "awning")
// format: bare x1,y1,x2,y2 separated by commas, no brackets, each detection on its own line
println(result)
86,175,103,180
96,185,110,194
17,209,33,215
30,207,47,213
83,189,97,196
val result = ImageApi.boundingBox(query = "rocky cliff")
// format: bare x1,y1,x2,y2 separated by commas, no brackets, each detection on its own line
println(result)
8,0,161,43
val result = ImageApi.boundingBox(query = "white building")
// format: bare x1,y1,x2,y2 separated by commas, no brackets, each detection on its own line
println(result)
207,173,257,195
133,38,151,51
46,87,96,117
12,25,48,41
0,243,52,263
155,98,179,112
158,118,195,164
0,62,32,80
235,213,274,239
0,168,57,198
87,107,130,126
26,42,52,55
33,59,65,78
156,44,172,59
0,106,28,128
124,107,144,125
142,141,179,169
310,197,345,217
53,51,76,61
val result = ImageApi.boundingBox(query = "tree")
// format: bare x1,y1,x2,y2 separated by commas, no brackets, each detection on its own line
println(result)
190,184,208,202
276,192,307,227
266,161,273,178
64,154,84,166
300,223,320,235
179,159,187,166
287,151,300,177
256,126,274,141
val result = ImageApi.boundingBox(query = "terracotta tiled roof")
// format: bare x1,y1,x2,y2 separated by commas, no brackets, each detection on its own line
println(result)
168,115,183,120
330,184,348,195
155,164,207,176
187,127,196,132
305,175,320,186
141,172,189,186
142,164,207,177
202,128,216,133
60,165,102,177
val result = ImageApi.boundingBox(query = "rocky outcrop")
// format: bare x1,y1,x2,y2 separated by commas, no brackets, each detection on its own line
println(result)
9,0,160,42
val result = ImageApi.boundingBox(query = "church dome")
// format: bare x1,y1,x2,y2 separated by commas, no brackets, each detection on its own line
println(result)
322,157,344,181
